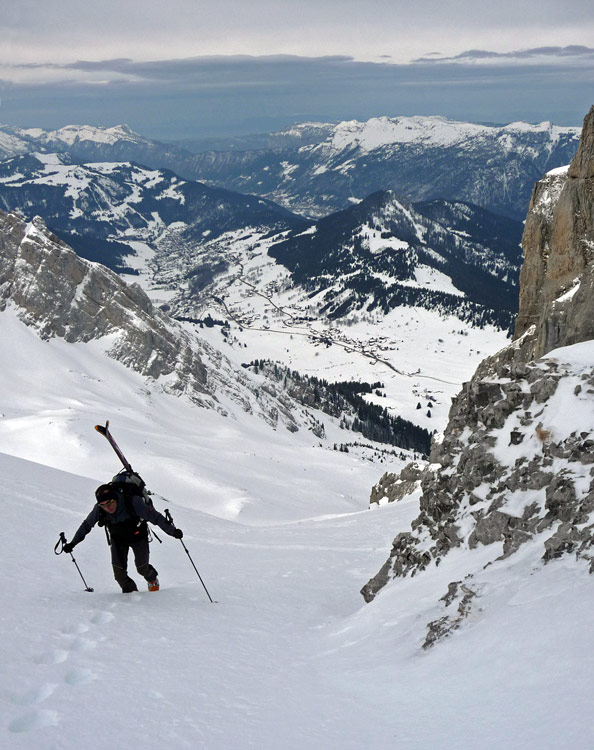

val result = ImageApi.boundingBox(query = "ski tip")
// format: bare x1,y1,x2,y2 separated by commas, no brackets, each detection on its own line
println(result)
94,422,109,436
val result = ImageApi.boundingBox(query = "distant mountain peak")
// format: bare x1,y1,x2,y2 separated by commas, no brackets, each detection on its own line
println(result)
267,188,523,328
323,115,579,155
328,115,488,152
47,123,142,145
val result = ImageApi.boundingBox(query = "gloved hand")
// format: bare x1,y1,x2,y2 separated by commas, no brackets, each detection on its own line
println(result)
172,528,183,539
63,542,75,554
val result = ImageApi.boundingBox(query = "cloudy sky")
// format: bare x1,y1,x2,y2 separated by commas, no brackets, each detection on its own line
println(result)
1,1,593,140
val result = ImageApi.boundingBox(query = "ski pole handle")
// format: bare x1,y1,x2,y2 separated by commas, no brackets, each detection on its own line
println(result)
54,532,67,555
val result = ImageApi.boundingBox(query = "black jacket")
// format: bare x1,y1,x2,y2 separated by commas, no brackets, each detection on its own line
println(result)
70,494,178,547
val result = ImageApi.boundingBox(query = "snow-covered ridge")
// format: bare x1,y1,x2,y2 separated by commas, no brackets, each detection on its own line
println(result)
326,115,579,153
546,164,570,176
43,124,139,146
185,114,580,221
0,123,153,160
330,115,487,151
11,123,143,148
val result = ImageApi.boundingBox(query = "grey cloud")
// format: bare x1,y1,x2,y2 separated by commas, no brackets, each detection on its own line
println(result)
61,55,357,80
1,53,592,139
414,45,594,63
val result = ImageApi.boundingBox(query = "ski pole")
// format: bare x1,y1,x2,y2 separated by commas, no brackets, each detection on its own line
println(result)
165,509,215,603
54,532,94,592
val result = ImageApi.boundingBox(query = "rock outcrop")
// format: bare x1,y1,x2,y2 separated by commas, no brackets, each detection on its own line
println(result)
0,211,209,400
369,462,424,506
362,106,594,644
362,348,594,603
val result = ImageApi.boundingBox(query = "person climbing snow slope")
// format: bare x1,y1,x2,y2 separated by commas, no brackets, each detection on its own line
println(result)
63,482,183,593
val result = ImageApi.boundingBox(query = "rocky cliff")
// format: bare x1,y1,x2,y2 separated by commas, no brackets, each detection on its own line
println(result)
361,106,594,647
0,210,304,431
514,105,594,359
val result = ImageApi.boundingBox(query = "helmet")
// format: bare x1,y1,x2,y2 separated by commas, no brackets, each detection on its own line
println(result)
95,484,119,504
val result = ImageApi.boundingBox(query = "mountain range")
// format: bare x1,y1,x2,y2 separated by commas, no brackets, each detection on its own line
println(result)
0,152,306,273
0,149,523,330
0,140,522,435
166,115,581,220
0,116,580,221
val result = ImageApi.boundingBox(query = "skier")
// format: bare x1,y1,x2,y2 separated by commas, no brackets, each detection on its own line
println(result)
63,483,183,593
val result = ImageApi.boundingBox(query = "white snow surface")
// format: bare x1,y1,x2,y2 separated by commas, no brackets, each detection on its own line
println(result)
330,115,486,152
546,164,570,176
1,295,594,747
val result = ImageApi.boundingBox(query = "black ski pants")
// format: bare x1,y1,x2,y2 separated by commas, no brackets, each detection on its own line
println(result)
110,536,158,593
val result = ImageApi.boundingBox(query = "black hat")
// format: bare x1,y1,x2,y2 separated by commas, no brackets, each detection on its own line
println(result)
95,484,118,504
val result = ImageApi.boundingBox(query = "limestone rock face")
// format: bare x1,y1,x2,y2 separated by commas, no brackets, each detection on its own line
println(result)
369,462,424,506
361,350,594,602
514,105,594,359
0,212,210,401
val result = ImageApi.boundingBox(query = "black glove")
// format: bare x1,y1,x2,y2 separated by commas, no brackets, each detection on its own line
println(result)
172,528,183,539
63,542,75,554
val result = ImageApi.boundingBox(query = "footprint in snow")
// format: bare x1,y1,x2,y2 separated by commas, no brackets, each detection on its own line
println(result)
33,649,69,666
69,636,97,653
60,622,90,636
11,683,57,706
64,668,95,686
90,611,114,625
8,709,59,733
121,592,142,603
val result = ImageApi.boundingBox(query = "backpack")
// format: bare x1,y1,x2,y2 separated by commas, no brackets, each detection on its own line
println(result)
97,470,155,544
110,469,154,509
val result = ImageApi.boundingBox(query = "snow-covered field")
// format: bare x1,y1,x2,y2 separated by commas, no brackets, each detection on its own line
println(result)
123,227,508,431
2,300,594,748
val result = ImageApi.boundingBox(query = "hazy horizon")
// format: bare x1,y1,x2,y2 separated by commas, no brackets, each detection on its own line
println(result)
2,1,593,139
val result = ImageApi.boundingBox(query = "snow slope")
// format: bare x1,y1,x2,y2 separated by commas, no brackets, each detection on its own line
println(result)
1,279,594,748
0,308,384,525
3,448,594,749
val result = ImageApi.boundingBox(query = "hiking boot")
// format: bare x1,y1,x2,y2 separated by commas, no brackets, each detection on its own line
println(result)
147,578,160,592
